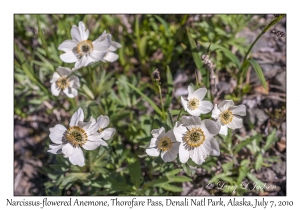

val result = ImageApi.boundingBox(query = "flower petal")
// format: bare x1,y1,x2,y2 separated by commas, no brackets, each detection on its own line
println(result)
93,36,111,51
219,124,228,136
165,130,177,143
189,87,207,101
146,147,160,157
191,147,205,165
187,85,194,95
179,143,190,163
96,115,110,129
210,138,220,156
96,30,107,41
62,143,74,158
108,41,122,51
227,115,243,130
69,75,80,89
101,128,116,140
68,146,85,167
57,66,72,77
161,151,172,162
48,144,63,154
49,124,67,144
50,72,60,83
71,25,81,42
217,100,234,112
211,104,221,119
230,104,246,116
63,87,78,98
58,40,78,52
181,97,188,111
82,139,107,150
104,52,119,62
89,50,106,62
203,119,220,136
74,55,92,69
51,83,60,96
186,108,201,117
197,100,213,114
60,52,78,63
70,108,84,127
173,124,187,143
78,21,89,41
148,137,158,148
78,120,92,131
151,127,165,138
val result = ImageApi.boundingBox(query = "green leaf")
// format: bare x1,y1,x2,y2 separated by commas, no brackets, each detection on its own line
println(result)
247,173,264,192
255,153,263,171
222,162,233,173
168,176,192,183
187,28,206,78
263,129,278,151
233,135,260,155
153,15,170,37
165,66,173,110
144,176,169,188
247,59,268,94
202,42,241,69
159,183,182,192
166,110,174,130
165,169,182,177
128,157,142,189
119,79,162,116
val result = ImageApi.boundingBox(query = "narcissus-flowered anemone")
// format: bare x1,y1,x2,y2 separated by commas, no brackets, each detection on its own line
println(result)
146,127,180,162
58,21,121,70
181,85,213,116
48,108,115,166
212,100,246,136
173,116,220,165
50,66,80,98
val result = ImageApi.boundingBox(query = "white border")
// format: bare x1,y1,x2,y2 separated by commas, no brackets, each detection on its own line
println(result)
3,0,299,209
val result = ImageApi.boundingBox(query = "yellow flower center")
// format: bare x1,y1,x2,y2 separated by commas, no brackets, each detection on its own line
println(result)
56,76,70,90
158,136,173,151
77,40,94,57
220,110,233,125
183,127,205,148
65,126,88,146
187,98,200,110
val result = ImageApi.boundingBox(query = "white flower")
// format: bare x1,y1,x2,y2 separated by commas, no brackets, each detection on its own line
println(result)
50,66,80,98
181,85,213,116
48,108,115,167
96,30,122,63
146,127,180,162
212,100,246,136
58,21,121,70
173,116,220,165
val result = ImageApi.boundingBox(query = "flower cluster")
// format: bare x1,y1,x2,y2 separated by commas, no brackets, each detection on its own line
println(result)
146,85,246,165
48,21,119,166
48,108,115,166
50,21,121,98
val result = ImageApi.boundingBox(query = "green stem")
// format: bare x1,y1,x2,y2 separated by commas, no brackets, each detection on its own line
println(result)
239,15,284,86
176,108,184,122
156,81,166,120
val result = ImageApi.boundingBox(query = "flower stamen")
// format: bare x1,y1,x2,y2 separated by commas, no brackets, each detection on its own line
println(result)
187,98,200,110
56,76,70,90
77,40,94,57
65,126,88,146
158,136,173,151
220,110,233,125
183,127,205,148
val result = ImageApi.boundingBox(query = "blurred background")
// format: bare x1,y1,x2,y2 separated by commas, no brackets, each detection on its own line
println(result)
14,14,286,195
